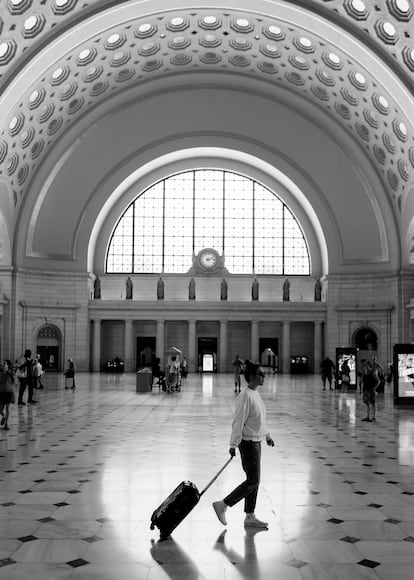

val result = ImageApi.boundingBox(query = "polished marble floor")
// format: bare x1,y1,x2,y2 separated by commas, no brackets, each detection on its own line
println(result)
1,371,414,579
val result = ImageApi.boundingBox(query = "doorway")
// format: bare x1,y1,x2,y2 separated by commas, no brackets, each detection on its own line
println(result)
136,337,156,369
259,338,279,372
37,324,61,370
198,337,217,372
355,328,378,351
37,346,59,371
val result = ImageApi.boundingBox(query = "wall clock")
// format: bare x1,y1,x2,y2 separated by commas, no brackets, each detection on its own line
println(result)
197,248,220,272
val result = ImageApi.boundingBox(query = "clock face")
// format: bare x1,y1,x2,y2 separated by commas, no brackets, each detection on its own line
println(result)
199,249,219,270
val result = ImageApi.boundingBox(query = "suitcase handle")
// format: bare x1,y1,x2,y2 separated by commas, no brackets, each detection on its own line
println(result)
199,456,234,497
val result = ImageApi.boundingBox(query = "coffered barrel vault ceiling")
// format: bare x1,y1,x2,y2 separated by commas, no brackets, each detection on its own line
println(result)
0,0,413,220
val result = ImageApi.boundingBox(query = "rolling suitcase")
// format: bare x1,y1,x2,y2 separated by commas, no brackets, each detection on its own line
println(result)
150,456,233,539
65,376,74,388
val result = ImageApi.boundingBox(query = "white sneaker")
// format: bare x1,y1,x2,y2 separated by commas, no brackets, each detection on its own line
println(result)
212,501,228,525
244,514,268,528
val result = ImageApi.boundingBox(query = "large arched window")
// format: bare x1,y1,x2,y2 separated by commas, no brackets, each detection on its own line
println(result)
106,170,310,275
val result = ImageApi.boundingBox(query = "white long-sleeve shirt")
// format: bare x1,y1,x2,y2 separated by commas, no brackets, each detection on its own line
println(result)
229,387,269,447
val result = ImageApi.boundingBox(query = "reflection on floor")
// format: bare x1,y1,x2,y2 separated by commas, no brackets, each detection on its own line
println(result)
1,371,414,579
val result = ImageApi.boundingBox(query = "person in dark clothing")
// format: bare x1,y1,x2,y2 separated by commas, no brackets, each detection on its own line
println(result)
361,360,380,422
340,359,351,393
0,360,15,429
151,357,166,389
64,358,76,389
17,349,37,405
320,357,335,390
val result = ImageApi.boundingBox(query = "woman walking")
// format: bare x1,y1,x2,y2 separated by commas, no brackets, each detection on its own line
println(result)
212,359,275,528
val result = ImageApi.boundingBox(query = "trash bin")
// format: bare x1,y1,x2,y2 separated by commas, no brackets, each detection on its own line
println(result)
136,368,152,392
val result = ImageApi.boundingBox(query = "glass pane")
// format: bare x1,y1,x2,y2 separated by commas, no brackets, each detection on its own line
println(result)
106,169,310,275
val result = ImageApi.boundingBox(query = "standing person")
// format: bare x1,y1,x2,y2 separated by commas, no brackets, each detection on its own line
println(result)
0,360,15,430
64,358,76,389
181,356,188,378
33,354,44,390
17,349,37,405
371,356,385,392
320,357,335,390
212,360,275,529
361,360,380,422
340,359,351,393
166,356,179,392
151,357,165,389
232,355,244,393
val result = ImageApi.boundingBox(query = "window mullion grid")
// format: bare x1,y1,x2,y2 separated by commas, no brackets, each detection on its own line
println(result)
106,170,310,277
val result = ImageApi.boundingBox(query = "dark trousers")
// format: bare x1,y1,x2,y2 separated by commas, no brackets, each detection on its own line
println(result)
224,440,261,513
322,373,332,387
18,378,34,403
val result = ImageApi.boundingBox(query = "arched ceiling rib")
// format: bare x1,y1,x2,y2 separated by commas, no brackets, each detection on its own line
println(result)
0,0,413,217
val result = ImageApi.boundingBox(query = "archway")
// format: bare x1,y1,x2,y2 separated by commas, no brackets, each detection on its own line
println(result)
354,326,380,388
354,327,378,351
36,325,62,371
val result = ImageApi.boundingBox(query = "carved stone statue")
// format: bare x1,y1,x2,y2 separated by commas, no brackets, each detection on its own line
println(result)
314,277,322,301
283,277,290,301
252,277,259,301
93,276,101,299
189,277,196,300
125,276,133,300
157,276,165,300
220,278,228,301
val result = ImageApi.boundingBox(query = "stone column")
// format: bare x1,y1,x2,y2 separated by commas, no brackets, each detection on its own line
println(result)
251,320,259,362
156,320,165,367
314,320,323,374
124,319,134,371
92,319,101,372
188,320,196,373
219,320,228,372
282,321,291,374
